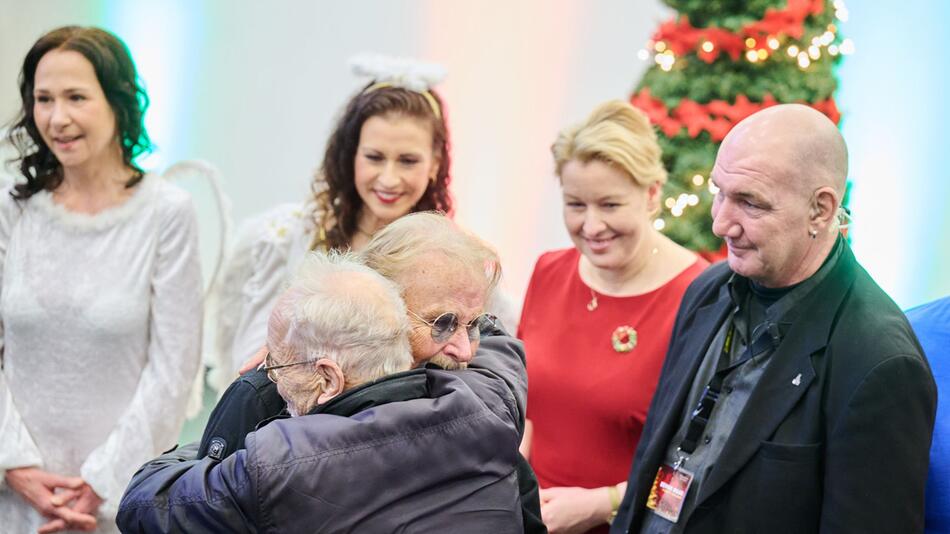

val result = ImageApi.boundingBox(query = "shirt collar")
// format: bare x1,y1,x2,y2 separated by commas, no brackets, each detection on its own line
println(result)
727,235,845,338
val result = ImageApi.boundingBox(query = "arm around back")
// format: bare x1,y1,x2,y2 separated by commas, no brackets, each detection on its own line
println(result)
117,443,258,533
467,324,528,431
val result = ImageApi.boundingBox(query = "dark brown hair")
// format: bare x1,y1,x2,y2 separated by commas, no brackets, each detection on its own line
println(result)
312,84,452,250
6,26,151,199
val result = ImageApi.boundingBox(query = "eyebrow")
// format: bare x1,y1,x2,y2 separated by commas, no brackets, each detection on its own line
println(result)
711,177,769,205
33,86,90,94
563,193,624,202
734,190,763,201
359,146,423,156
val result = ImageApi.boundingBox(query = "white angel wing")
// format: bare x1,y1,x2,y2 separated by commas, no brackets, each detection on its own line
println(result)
0,128,19,189
162,159,232,297
162,159,233,417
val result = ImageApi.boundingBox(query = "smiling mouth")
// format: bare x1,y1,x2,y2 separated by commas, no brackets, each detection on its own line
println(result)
583,236,616,251
52,135,81,148
373,190,403,204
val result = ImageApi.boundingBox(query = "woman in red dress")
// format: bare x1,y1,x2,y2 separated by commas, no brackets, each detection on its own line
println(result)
519,100,709,534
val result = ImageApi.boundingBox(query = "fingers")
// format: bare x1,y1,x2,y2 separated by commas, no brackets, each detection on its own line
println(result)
539,488,552,503
55,476,86,490
49,489,80,507
37,518,67,534
239,345,269,375
72,487,104,516
37,471,83,491
49,506,97,532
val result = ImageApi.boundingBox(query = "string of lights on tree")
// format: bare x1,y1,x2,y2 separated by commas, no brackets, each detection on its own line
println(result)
631,0,850,254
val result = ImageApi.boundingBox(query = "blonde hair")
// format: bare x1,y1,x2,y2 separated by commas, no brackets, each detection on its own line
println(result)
552,100,667,187
268,251,412,416
359,212,502,296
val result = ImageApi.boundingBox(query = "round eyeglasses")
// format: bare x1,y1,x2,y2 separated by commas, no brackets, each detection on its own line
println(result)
408,310,497,344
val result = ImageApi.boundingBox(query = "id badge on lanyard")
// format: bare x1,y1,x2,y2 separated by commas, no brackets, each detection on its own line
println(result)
646,459,694,523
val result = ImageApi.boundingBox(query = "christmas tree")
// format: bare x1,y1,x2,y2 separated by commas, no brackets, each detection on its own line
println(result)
632,0,852,254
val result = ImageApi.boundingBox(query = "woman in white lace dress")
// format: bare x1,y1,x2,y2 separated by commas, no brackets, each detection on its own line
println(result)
216,57,461,374
0,27,202,533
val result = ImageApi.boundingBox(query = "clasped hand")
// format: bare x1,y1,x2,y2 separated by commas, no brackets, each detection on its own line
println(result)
5,466,102,533
540,486,612,534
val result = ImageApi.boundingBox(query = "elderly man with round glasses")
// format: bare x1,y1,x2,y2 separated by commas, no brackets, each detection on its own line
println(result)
117,242,527,532
119,213,541,532
197,212,522,454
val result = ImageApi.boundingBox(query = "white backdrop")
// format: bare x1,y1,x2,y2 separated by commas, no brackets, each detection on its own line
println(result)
3,0,948,311
0,0,671,316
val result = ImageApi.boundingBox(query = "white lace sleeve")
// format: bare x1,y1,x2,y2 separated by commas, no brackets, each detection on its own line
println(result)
213,204,311,379
79,187,203,512
0,190,44,478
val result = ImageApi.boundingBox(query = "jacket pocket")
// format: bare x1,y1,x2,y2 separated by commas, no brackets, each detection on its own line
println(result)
750,441,823,533
758,440,821,462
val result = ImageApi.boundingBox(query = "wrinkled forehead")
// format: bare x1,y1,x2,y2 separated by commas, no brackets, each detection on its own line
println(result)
400,253,489,315
713,133,806,193
716,108,836,193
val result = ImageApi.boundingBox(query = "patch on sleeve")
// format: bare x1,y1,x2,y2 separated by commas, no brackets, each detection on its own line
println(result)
207,437,228,461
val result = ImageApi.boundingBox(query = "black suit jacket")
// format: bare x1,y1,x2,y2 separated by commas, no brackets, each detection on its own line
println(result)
612,243,937,534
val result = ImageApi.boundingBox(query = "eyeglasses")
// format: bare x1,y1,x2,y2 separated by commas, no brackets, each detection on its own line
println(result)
262,352,322,383
408,310,497,344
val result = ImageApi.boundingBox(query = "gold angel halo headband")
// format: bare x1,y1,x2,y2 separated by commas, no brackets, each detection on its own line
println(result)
362,81,442,120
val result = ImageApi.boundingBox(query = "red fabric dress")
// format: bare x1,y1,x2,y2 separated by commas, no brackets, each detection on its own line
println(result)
520,248,707,532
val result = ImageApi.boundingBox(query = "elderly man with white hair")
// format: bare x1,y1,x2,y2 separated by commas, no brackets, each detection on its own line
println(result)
260,252,413,417
611,104,937,534
116,250,524,532
191,212,544,533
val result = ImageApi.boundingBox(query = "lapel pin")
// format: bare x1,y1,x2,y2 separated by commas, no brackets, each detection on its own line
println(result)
792,373,802,386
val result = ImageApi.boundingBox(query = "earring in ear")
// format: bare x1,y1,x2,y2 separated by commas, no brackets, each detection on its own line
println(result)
809,229,818,239
429,174,437,185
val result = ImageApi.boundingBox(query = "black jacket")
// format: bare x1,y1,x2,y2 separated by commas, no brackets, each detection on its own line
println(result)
612,242,937,534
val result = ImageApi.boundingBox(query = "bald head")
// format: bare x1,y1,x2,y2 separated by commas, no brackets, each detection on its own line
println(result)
722,104,847,195
711,104,848,287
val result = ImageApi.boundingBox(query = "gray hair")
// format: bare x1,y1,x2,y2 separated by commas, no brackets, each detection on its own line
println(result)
267,251,412,415
359,211,502,295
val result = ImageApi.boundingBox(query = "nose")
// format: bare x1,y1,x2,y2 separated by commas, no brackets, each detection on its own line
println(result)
377,162,399,188
711,197,740,239
441,327,474,364
47,99,73,129
582,209,606,236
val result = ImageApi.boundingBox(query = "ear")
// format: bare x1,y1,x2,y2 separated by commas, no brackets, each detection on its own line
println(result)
315,359,346,405
810,186,839,231
428,157,440,185
646,181,663,216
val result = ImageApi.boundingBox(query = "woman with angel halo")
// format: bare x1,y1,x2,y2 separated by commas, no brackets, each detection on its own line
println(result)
214,54,459,377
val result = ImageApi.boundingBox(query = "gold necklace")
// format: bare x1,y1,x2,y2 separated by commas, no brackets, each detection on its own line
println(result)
587,288,599,312
584,246,659,313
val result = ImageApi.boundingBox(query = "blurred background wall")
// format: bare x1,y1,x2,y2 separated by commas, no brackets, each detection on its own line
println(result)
1,0,948,317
